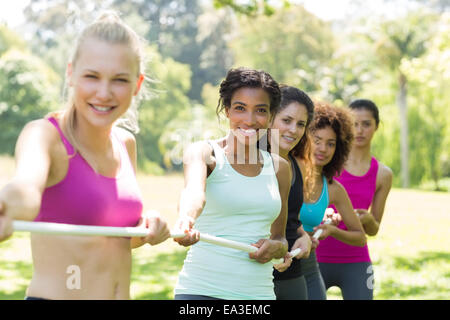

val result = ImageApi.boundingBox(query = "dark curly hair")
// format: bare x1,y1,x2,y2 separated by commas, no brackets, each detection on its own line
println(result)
307,102,354,183
216,67,281,117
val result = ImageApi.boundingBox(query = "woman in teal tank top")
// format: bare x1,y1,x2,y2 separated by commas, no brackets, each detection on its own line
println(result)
302,103,366,246
173,68,291,300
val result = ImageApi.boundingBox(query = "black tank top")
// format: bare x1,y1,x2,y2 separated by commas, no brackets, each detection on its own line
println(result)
273,153,304,280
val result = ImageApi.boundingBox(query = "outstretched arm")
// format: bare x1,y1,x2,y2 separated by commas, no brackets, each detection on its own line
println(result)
0,120,55,241
173,141,213,247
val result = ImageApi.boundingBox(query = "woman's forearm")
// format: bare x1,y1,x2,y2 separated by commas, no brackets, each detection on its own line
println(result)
1,180,42,221
330,226,366,247
178,188,206,222
362,215,380,236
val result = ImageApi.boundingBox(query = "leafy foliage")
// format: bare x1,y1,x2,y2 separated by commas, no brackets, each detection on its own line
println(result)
229,5,334,93
136,46,192,172
0,49,60,154
0,1,448,187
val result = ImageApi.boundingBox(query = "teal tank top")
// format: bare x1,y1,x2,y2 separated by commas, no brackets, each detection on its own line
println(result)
299,175,329,232
174,140,282,300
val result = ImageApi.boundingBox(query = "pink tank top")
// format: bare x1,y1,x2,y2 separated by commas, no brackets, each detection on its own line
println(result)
316,157,378,263
34,117,143,227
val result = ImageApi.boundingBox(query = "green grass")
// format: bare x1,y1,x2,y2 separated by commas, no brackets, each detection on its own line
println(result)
419,177,450,192
0,155,449,300
328,188,450,300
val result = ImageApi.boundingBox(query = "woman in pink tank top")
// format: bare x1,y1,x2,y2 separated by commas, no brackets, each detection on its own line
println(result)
316,99,393,300
0,12,170,300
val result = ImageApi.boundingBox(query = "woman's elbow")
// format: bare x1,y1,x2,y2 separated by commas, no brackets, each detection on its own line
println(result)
181,189,206,212
194,194,206,212
365,224,380,237
357,233,367,247
351,231,367,247
366,229,379,237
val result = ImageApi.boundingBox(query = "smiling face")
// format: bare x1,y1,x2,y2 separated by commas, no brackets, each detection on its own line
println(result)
225,87,271,146
68,37,143,129
270,102,308,155
352,108,377,148
310,126,337,168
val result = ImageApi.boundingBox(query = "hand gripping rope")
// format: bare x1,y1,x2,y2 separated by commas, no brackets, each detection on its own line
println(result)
12,219,294,264
12,209,334,265
312,208,335,240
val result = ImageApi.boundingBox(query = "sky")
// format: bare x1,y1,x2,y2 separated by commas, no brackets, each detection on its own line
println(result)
0,0,415,29
0,0,29,28
0,0,358,28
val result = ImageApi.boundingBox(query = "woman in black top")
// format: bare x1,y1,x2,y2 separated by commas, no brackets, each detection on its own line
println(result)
269,85,315,299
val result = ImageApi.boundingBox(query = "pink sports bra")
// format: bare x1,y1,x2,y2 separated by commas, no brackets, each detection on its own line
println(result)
34,117,143,227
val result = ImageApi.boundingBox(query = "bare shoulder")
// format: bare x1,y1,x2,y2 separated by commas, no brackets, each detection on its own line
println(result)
114,127,136,149
184,140,213,158
183,140,215,167
271,153,290,172
329,178,346,192
22,118,58,137
186,140,213,153
377,162,393,187
14,119,63,181
328,178,348,202
18,118,61,150
271,153,291,185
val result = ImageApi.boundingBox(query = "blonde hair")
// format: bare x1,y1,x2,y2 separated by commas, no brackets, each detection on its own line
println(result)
51,10,147,155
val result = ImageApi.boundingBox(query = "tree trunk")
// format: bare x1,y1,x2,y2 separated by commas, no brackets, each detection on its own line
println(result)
432,170,441,191
398,72,409,188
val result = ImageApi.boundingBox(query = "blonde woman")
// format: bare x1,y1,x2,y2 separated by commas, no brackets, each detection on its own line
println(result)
0,12,170,300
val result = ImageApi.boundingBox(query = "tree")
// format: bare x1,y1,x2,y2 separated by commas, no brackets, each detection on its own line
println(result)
0,25,27,56
315,41,375,106
113,0,231,101
23,0,115,77
0,49,60,154
136,46,192,172
368,12,435,187
213,0,291,16
159,103,223,170
413,0,450,12
229,4,335,93
400,13,450,189
195,6,234,92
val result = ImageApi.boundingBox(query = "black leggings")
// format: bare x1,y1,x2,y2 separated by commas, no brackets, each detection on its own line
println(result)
274,275,308,300
318,262,374,300
299,251,327,300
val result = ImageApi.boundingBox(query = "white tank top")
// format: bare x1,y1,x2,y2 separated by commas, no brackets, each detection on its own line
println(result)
174,140,281,299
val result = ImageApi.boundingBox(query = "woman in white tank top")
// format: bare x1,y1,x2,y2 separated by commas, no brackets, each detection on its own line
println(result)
173,67,292,300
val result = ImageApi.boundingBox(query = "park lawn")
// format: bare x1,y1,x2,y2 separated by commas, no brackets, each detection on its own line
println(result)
0,158,449,300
